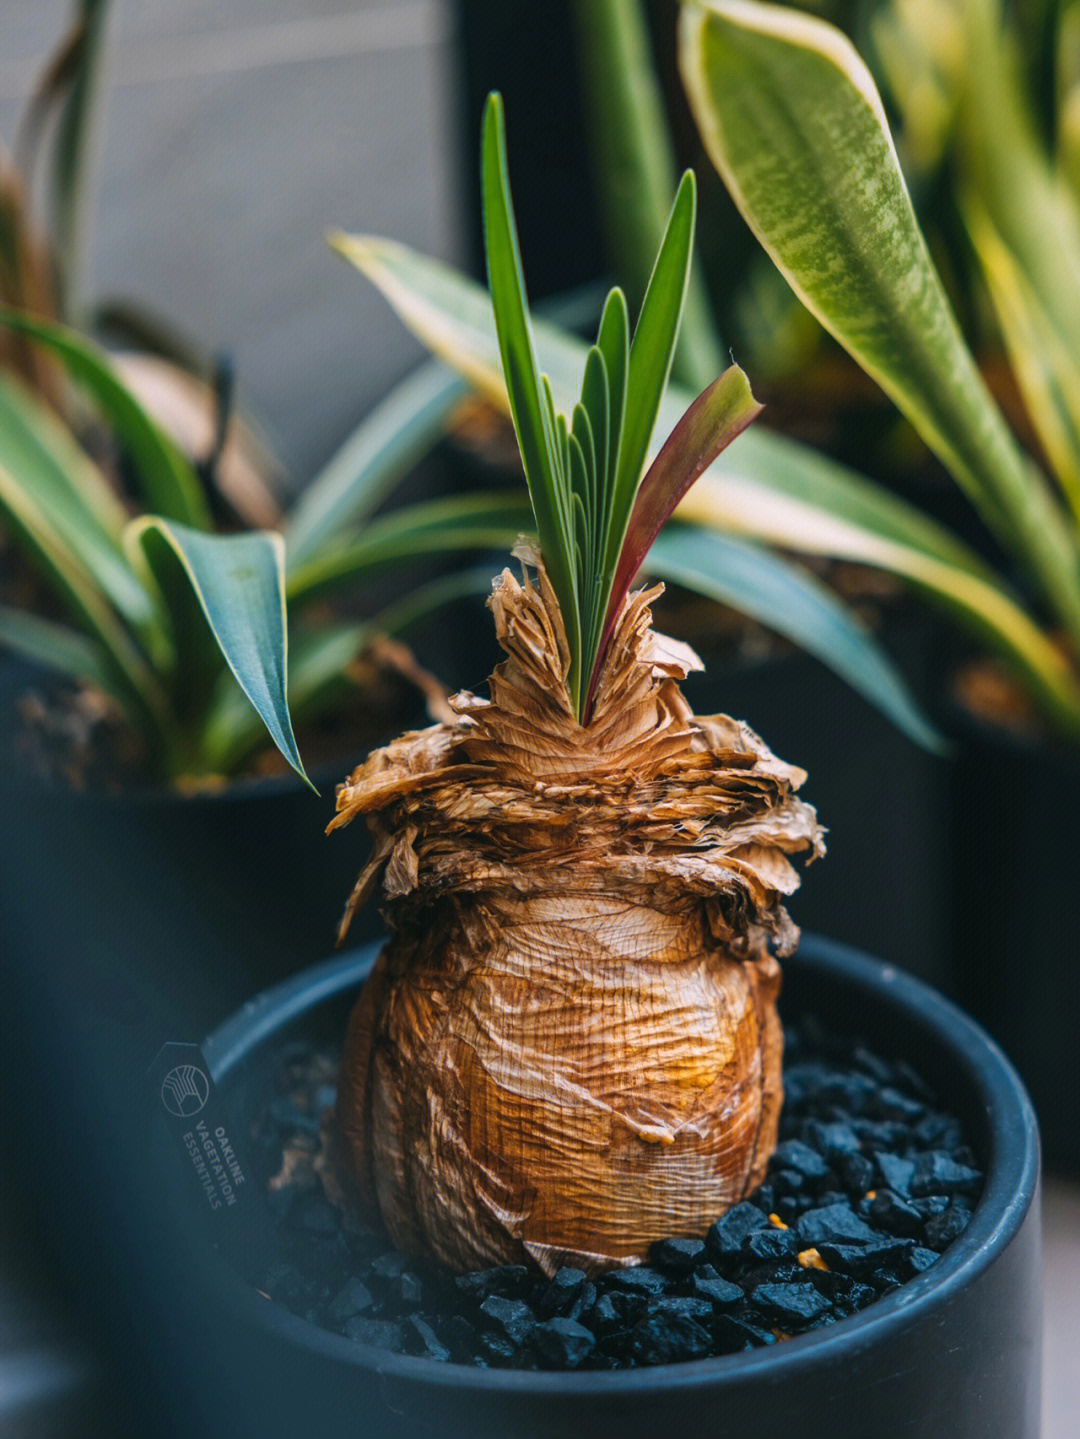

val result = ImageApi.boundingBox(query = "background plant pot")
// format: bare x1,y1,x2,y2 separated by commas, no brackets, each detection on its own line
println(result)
951,712,1080,1173
679,609,956,990
129,934,1040,1439
0,651,416,1053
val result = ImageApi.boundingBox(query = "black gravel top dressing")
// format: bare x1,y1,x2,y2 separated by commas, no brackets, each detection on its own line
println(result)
247,1018,983,1370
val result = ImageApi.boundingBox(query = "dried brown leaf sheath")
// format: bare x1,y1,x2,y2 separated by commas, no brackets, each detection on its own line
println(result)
327,562,823,1275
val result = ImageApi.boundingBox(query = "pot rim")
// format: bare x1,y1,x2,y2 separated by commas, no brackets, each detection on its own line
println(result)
202,933,1039,1396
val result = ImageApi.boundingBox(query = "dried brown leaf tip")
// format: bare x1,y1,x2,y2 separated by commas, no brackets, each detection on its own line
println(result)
328,563,823,1275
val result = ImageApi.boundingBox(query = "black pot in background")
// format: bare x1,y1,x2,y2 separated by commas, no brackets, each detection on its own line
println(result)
681,611,956,992
953,715,1080,1172
133,935,1040,1439
0,654,419,1063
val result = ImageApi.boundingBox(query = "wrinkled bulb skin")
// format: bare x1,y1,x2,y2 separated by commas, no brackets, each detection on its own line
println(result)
326,561,823,1276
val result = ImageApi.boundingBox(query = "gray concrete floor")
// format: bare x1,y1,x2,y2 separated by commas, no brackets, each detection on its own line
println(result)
1043,1175,1080,1439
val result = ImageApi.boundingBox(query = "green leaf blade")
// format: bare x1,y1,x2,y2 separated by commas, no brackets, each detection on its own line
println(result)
285,359,468,570
0,603,115,694
480,94,581,703
330,227,1080,742
128,519,313,789
0,310,212,528
0,447,167,728
0,373,154,633
609,172,697,565
648,526,951,752
677,0,1080,649
587,364,762,712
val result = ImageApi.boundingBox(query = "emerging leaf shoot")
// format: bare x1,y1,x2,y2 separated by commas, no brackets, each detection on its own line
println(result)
481,93,761,721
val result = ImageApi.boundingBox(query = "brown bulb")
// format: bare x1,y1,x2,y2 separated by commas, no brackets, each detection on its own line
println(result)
326,564,822,1274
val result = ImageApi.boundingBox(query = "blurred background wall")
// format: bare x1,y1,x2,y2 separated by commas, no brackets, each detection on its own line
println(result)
0,0,467,482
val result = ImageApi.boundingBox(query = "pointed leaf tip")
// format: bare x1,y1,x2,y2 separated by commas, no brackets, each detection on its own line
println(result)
585,363,762,718
128,518,316,791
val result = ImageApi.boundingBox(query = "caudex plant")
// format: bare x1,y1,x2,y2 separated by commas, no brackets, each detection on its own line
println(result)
325,96,823,1274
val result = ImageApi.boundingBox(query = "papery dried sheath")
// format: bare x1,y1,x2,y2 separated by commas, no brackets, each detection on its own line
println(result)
327,561,822,1274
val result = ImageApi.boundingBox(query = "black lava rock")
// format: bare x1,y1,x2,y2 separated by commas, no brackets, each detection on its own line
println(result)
868,1191,923,1237
385,1271,423,1311
839,1151,876,1195
871,1086,925,1123
402,1316,451,1361
739,1261,802,1291
832,1282,877,1317
535,1318,596,1369
772,1168,808,1195
751,1183,777,1214
874,1152,916,1198
911,1195,951,1222
816,1239,915,1279
751,1282,830,1328
604,1266,667,1298
454,1265,532,1303
478,1295,536,1349
772,1139,830,1182
797,1203,878,1246
911,1153,982,1198
851,1044,894,1086
924,1201,974,1250
443,1315,478,1362
650,1236,708,1275
568,1283,597,1324
803,1120,861,1161
707,1202,770,1258
649,1297,714,1325
344,1316,403,1349
326,1277,374,1324
743,1228,800,1261
251,1019,982,1372
600,1289,649,1329
369,1252,410,1282
590,1293,621,1336
914,1113,963,1150
537,1268,588,1318
906,1247,939,1277
691,1274,743,1308
713,1314,777,1353
629,1309,713,1365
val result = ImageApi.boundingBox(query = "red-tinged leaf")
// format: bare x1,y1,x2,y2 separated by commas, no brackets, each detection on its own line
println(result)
584,363,761,719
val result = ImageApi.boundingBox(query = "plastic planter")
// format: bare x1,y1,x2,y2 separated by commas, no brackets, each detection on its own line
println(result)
139,933,1042,1439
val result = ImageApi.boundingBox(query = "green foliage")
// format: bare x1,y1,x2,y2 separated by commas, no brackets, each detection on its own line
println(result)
0,3,518,789
481,94,760,720
0,310,517,786
128,519,311,788
568,0,725,391
675,0,1080,742
333,229,951,749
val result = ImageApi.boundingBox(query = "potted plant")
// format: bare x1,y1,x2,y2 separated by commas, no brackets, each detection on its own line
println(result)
141,97,1040,1439
0,0,515,1038
0,11,944,1040
453,0,961,990
344,0,1080,1171
671,0,1080,1172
